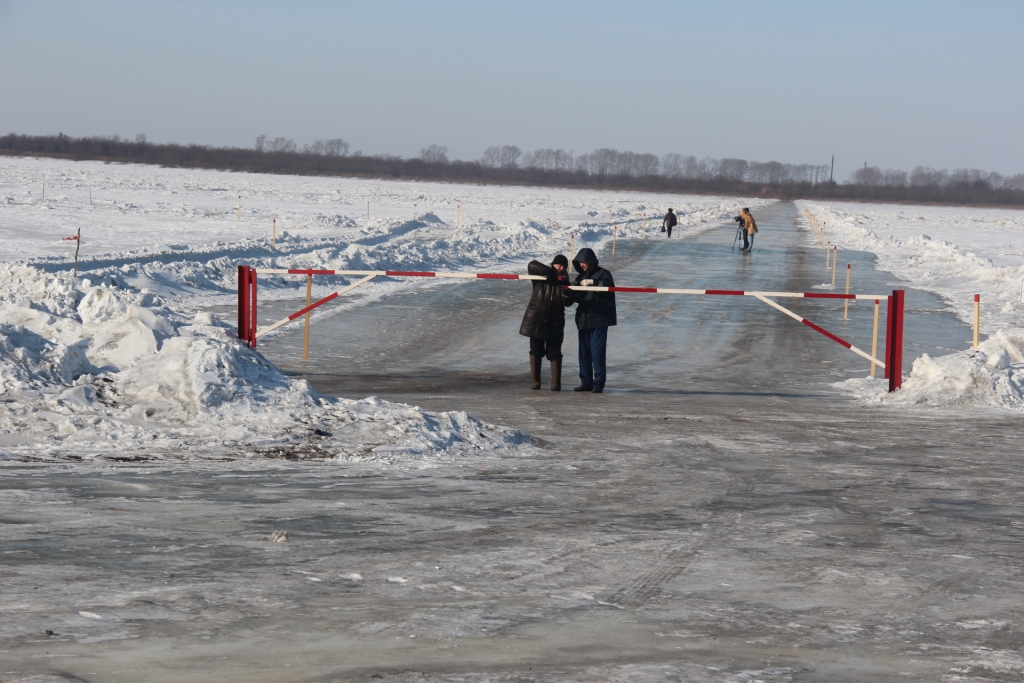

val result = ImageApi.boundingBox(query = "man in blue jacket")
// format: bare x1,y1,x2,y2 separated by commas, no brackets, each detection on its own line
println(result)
562,248,617,393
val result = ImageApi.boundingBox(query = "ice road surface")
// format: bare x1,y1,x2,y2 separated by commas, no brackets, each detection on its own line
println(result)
1,156,769,461
798,200,1024,410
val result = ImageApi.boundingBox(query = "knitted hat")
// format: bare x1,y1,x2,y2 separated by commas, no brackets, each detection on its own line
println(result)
552,254,569,267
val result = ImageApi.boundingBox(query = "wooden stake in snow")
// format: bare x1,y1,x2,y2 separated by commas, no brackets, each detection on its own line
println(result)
63,229,81,276
871,299,880,377
612,226,617,256
272,219,277,249
831,246,838,287
457,203,461,230
367,201,370,219
42,180,45,200
237,196,241,222
973,294,980,348
303,274,313,361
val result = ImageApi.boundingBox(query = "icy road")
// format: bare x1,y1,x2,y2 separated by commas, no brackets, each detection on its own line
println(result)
3,203,1024,682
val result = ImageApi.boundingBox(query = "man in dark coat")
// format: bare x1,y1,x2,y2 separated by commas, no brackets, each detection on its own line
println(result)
663,208,678,238
519,254,569,390
562,248,616,393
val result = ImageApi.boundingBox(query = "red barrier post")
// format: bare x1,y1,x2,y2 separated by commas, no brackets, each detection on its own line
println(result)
887,289,905,391
238,266,249,344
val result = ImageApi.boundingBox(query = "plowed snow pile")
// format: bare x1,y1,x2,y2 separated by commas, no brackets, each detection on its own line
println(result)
0,264,528,463
840,329,1024,409
798,200,1024,410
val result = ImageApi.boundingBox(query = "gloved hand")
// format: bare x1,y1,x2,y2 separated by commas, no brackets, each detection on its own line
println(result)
580,279,595,287
545,272,560,284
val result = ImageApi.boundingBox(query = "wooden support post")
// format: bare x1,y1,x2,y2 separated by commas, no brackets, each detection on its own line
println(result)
826,241,831,269
457,204,461,230
272,219,277,249
612,226,617,256
843,264,851,320
367,201,370,219
973,294,980,348
237,196,241,222
570,234,575,260
302,274,313,361
72,227,81,276
831,246,837,286
871,299,880,377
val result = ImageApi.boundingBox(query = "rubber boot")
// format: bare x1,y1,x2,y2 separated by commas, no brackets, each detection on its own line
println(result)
530,355,542,390
550,358,562,391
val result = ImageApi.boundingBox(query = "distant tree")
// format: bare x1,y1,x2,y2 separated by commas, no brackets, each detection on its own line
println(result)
255,134,267,152
305,139,327,155
481,145,521,168
324,138,349,156
268,137,296,153
419,144,449,164
717,158,748,181
135,133,147,145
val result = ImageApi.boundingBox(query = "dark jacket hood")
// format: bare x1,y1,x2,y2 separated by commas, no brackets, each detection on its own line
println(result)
572,248,599,273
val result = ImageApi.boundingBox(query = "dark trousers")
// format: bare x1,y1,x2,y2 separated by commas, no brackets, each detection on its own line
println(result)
577,326,608,390
530,327,564,360
667,225,673,238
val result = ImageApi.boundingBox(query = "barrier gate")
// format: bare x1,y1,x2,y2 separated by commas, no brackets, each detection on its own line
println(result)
237,266,906,392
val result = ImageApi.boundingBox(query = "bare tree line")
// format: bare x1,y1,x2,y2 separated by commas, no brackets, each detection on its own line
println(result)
2,132,1022,206
850,163,1024,192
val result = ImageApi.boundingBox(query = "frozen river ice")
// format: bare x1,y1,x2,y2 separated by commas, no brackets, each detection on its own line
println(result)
3,203,1024,682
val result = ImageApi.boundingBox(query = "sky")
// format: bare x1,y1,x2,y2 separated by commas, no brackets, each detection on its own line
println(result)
1,0,1022,180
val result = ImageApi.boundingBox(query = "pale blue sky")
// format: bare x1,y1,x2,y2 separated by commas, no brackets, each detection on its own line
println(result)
1,1,1021,180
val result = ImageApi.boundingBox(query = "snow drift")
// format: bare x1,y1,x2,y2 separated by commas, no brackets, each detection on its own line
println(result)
0,264,529,463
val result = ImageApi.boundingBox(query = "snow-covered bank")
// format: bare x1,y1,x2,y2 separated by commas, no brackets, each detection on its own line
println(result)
797,200,1024,410
0,264,529,463
1,156,772,461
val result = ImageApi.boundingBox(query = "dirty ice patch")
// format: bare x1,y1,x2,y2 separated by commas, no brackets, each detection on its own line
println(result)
0,266,530,463
837,328,1024,410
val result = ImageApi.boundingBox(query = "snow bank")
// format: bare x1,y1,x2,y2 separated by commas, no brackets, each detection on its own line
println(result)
839,323,1024,410
0,265,529,463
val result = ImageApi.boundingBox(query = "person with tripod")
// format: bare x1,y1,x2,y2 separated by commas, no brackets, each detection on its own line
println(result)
738,207,758,252
663,208,677,238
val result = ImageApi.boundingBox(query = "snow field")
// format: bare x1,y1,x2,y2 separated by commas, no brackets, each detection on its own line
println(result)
0,156,771,461
797,200,1024,410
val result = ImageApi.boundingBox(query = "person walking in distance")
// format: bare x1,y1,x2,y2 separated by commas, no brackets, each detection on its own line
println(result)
562,248,617,393
663,208,678,238
739,207,758,252
519,254,570,390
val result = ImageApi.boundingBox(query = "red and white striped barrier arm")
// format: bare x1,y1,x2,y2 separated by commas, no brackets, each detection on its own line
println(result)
254,268,887,300
256,274,377,338
751,294,884,368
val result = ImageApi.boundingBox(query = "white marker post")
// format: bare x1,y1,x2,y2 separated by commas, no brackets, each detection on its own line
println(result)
237,196,241,222
272,219,277,249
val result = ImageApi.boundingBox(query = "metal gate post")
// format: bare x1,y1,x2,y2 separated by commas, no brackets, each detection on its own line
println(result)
887,289,905,392
238,266,249,345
